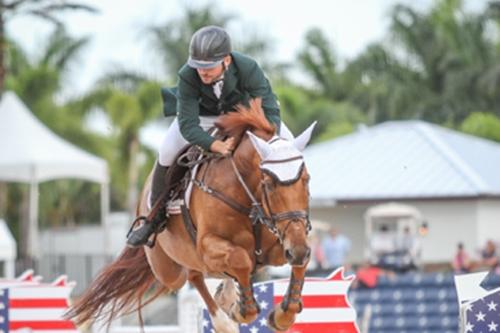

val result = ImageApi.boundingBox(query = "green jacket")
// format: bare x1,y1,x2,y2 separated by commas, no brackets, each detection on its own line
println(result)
161,51,280,150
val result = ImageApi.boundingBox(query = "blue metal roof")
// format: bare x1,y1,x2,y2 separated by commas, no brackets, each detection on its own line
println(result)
303,120,500,205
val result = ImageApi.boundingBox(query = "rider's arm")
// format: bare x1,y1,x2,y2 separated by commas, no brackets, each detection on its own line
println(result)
177,73,216,151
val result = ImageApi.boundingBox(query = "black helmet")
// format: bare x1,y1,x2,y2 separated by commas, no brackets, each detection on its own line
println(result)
188,26,231,69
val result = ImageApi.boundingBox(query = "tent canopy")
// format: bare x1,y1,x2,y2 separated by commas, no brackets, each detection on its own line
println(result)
0,92,110,258
0,91,108,183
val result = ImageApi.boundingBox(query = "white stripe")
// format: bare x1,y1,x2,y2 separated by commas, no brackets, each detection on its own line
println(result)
273,280,351,295
9,309,66,320
295,308,357,323
9,287,71,299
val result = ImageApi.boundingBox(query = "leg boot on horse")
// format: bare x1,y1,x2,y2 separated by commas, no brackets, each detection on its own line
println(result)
127,161,168,247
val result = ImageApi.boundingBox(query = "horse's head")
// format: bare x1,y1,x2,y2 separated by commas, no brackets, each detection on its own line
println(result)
246,122,316,267
215,99,316,267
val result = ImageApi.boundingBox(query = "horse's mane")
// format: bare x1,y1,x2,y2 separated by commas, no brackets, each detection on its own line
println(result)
215,98,276,141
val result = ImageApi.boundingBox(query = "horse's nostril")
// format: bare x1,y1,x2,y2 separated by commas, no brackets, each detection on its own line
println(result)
285,249,294,262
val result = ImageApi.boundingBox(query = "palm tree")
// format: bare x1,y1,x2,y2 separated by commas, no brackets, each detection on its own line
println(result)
3,28,108,258
0,0,97,93
297,28,340,99
74,80,161,215
388,0,499,124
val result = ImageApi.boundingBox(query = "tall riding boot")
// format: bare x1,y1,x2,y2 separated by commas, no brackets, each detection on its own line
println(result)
127,161,168,247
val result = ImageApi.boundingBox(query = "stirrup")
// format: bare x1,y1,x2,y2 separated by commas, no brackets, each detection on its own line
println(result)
126,215,168,248
126,216,156,248
126,216,148,239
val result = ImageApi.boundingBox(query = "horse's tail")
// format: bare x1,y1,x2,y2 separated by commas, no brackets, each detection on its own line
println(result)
66,246,167,326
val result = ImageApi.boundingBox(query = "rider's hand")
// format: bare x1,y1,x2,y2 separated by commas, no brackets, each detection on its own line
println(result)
210,137,235,156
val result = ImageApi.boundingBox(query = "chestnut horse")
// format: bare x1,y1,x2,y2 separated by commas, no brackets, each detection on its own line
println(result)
68,100,316,333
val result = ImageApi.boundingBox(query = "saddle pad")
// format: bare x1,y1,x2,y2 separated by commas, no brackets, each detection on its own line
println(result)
167,199,184,215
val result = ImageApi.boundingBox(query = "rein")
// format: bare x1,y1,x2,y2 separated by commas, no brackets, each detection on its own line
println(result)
192,153,311,266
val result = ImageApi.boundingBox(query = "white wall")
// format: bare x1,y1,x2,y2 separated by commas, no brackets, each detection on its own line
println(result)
40,212,129,256
476,198,500,250
310,199,496,264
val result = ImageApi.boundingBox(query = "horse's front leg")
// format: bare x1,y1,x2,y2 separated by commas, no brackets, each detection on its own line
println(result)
188,270,239,333
200,233,260,324
267,265,306,332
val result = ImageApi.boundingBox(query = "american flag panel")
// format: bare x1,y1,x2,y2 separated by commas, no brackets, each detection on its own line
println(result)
0,274,77,333
464,288,500,333
203,268,360,333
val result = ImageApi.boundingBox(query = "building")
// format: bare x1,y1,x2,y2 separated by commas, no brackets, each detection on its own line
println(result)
304,120,500,264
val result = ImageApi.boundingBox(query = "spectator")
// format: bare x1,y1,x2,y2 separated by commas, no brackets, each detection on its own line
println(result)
307,231,326,272
369,224,396,270
321,227,351,269
394,226,419,272
353,262,396,289
480,240,499,273
452,242,471,273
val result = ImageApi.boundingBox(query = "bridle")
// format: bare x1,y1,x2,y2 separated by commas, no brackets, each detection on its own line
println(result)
192,147,311,244
237,156,312,244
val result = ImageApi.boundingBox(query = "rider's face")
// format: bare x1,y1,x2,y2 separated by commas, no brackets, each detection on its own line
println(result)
196,56,231,84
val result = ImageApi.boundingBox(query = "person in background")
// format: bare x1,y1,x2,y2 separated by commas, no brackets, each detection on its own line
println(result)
321,226,351,269
305,231,326,273
394,226,419,272
369,224,396,270
452,242,471,274
480,239,499,274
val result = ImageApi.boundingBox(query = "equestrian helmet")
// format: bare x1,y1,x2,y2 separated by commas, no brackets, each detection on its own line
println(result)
188,26,231,69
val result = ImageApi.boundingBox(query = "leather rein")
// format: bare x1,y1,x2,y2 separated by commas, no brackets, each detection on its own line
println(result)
192,152,311,264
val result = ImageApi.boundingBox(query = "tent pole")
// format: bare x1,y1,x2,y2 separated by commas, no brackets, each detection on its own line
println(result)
28,180,39,260
101,182,110,257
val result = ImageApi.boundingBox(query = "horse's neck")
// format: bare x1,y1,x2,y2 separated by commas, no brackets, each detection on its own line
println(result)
232,136,261,189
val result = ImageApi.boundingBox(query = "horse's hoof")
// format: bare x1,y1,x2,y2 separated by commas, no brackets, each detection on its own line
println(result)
266,309,289,332
267,306,296,332
229,302,258,324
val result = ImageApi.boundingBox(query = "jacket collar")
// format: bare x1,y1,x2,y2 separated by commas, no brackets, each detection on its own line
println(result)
198,58,238,101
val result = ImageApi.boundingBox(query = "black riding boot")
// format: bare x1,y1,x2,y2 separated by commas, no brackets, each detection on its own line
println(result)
127,161,168,248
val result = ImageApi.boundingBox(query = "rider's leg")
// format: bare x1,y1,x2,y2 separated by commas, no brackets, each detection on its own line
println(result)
127,117,218,247
127,118,188,247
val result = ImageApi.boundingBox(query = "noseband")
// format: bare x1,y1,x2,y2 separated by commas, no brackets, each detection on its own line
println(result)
230,156,311,244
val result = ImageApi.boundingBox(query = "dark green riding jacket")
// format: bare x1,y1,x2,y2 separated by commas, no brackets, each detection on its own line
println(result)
161,51,280,151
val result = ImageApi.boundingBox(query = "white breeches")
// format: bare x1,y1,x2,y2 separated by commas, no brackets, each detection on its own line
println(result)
158,116,294,167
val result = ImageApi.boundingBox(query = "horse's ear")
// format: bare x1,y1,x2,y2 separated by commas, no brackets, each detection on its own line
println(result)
293,121,317,151
247,131,272,160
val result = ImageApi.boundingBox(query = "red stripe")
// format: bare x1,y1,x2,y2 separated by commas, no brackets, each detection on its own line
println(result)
10,299,68,308
285,322,358,333
274,295,349,308
10,320,76,330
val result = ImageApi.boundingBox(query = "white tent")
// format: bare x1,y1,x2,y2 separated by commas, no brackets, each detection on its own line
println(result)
0,219,16,278
0,92,110,258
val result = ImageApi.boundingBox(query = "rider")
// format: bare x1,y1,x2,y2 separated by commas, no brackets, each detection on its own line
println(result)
127,25,293,247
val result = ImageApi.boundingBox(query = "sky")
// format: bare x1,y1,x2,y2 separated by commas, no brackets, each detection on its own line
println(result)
8,0,445,96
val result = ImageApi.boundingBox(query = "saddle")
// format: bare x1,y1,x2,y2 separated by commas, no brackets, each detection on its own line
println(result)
160,128,225,243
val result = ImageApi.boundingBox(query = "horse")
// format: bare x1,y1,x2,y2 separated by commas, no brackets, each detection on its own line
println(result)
67,99,316,333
